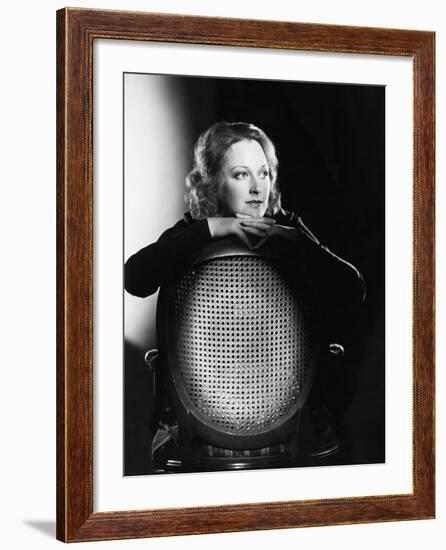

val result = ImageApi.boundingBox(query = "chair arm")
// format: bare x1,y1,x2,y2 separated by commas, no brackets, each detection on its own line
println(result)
144,349,159,371
329,343,344,357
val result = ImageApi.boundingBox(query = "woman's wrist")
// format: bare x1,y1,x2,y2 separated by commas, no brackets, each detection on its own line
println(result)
206,217,219,239
274,225,299,242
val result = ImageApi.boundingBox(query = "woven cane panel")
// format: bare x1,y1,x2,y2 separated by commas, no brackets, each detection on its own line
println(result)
171,256,311,435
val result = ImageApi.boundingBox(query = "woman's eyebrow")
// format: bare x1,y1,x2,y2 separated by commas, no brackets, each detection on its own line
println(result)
229,163,268,170
228,164,248,172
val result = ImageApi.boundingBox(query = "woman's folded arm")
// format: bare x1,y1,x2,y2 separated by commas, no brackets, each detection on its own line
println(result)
124,217,212,297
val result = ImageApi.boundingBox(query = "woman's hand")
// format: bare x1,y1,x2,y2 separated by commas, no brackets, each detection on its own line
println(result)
237,215,299,249
207,216,276,249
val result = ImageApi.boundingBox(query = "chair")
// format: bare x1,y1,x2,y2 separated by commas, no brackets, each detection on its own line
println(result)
146,237,325,471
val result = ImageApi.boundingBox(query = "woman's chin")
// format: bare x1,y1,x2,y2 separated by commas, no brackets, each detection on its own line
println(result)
240,207,267,218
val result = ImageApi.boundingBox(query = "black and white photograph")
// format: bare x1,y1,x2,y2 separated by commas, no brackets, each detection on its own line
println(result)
123,73,385,476
1,0,441,545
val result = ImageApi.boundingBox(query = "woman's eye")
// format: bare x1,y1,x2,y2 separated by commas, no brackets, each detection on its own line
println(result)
260,170,270,179
234,171,248,180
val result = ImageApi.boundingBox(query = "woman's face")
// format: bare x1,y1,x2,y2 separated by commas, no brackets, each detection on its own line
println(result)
218,139,271,218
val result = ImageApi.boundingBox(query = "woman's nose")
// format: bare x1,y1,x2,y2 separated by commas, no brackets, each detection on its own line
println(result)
249,176,262,194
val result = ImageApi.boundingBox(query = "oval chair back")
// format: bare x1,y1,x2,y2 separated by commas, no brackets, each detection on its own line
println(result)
156,238,320,451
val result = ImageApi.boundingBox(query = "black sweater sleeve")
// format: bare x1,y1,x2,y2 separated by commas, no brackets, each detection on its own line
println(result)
125,215,212,298
275,210,366,314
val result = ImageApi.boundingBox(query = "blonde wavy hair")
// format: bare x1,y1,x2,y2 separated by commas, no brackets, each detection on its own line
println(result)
185,122,281,220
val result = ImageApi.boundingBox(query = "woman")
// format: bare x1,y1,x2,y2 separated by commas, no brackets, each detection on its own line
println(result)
125,121,365,464
125,121,364,309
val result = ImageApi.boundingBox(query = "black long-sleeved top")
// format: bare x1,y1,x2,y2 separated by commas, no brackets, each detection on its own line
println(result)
125,213,212,299
125,210,365,341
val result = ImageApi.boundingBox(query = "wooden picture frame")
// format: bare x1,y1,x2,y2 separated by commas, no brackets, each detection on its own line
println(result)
56,7,435,542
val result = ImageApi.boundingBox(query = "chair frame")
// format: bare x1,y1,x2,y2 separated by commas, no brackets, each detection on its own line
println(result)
156,237,320,451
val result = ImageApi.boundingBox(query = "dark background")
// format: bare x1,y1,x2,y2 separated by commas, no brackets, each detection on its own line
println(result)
124,75,385,475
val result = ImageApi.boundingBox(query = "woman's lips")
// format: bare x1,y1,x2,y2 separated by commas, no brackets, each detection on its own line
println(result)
246,200,263,206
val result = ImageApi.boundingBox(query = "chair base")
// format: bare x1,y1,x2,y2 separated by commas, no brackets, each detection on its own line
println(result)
152,406,341,473
154,436,300,472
